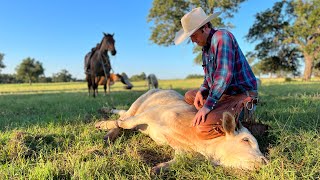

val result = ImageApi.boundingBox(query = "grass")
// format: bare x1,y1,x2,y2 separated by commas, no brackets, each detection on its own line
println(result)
0,78,319,179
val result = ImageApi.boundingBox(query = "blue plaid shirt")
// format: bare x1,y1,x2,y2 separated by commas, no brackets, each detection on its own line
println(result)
200,29,257,110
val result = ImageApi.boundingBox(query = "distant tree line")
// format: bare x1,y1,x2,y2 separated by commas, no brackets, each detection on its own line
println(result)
185,74,203,79
129,72,147,81
0,55,77,84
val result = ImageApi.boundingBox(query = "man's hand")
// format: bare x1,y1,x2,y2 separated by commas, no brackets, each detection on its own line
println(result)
192,106,210,126
194,91,204,110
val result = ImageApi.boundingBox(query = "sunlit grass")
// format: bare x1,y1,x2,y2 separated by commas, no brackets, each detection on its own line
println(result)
0,79,203,95
0,78,319,179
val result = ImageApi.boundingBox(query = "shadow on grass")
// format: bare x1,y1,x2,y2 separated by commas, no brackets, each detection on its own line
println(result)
0,89,189,131
1,131,76,163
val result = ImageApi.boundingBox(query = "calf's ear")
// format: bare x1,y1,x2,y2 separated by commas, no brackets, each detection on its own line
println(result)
222,111,236,136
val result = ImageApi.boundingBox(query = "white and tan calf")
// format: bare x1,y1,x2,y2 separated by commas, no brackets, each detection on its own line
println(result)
95,89,268,173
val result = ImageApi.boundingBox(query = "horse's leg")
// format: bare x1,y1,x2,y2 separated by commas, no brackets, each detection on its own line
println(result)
95,77,99,97
104,83,107,96
86,75,91,96
88,82,91,96
91,75,96,98
107,78,111,94
96,77,101,96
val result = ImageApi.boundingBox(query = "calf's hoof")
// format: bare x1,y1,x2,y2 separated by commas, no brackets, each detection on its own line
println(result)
95,120,118,130
95,121,107,130
150,163,168,175
151,166,161,175
103,128,121,143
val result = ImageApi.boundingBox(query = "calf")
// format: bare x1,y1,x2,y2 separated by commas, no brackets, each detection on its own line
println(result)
95,89,268,173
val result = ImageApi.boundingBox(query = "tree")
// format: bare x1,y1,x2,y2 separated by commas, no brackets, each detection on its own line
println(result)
52,69,73,82
0,53,5,73
289,0,320,80
0,74,20,84
147,0,247,64
246,0,320,81
38,76,53,83
15,57,44,85
130,72,146,81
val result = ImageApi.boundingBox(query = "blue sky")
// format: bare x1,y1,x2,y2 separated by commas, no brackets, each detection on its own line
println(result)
0,0,277,80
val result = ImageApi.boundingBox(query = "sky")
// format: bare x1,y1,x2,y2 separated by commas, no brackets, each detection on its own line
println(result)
0,0,278,80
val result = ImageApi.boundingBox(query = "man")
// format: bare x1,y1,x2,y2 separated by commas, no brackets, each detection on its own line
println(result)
174,7,258,139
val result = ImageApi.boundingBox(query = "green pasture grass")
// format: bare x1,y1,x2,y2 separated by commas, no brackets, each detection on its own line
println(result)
0,79,202,95
0,78,319,179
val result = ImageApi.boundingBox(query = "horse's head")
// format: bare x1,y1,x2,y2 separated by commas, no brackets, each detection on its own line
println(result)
101,32,116,56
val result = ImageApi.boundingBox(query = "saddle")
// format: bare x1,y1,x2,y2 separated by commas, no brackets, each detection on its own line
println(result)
85,48,111,77
185,90,268,140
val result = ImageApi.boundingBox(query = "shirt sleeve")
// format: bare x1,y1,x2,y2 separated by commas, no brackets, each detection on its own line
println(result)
204,31,235,110
200,77,209,94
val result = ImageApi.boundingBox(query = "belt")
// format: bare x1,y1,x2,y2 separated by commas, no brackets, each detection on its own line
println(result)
245,90,258,97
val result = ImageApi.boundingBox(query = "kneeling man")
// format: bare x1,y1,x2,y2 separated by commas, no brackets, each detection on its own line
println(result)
174,7,258,139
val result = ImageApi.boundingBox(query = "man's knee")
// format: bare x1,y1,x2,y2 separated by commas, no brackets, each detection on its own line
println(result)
184,89,198,105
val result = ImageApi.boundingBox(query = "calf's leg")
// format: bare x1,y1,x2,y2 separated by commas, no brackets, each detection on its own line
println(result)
151,159,176,175
104,128,121,142
151,150,184,175
95,121,121,143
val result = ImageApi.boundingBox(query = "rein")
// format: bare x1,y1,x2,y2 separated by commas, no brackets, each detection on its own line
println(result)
97,35,114,79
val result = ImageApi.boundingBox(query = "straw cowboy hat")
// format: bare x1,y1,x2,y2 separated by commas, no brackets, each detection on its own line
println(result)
174,7,221,45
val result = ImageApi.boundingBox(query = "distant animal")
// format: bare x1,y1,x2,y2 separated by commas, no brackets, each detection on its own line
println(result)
147,74,158,89
95,89,268,173
84,32,116,97
93,73,134,95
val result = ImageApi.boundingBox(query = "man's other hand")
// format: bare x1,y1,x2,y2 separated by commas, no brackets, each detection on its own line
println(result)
192,106,210,126
194,91,204,110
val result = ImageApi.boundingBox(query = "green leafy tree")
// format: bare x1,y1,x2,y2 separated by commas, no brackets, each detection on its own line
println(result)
38,76,52,83
0,74,20,84
147,0,247,64
288,0,320,80
15,57,44,85
52,69,73,82
246,0,320,81
130,72,146,82
0,53,5,73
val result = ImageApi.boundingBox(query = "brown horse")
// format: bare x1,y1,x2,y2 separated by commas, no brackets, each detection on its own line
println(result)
85,33,116,97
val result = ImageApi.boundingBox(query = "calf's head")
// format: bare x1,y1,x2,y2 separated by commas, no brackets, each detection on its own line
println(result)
208,112,268,170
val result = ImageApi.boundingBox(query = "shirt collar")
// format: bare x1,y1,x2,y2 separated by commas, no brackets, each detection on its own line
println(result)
203,29,216,52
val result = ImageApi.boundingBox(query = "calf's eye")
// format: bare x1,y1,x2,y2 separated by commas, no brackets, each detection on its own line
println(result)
242,137,250,142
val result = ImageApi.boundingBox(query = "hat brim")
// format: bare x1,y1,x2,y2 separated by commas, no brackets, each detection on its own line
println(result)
174,12,221,45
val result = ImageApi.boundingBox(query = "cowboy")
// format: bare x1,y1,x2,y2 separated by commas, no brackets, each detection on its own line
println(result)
174,7,259,139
